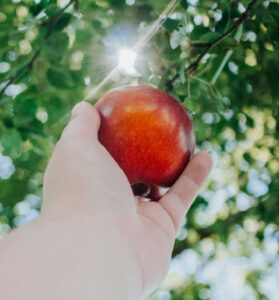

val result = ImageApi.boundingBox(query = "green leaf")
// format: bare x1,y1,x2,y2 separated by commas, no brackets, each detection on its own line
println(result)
163,46,181,61
42,32,69,62
268,2,279,23
0,31,8,44
163,18,180,32
148,75,161,86
269,2,279,15
30,135,51,157
13,94,38,126
75,28,93,44
246,115,255,128
92,19,104,32
180,0,188,10
53,13,73,31
29,0,48,16
70,70,85,86
199,32,222,43
243,152,252,162
45,97,66,123
208,38,240,54
44,4,60,17
215,5,230,33
170,27,187,49
221,37,239,49
1,129,22,153
179,64,186,84
47,67,74,89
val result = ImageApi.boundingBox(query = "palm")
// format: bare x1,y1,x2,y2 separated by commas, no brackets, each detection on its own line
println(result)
137,199,176,289
98,145,211,295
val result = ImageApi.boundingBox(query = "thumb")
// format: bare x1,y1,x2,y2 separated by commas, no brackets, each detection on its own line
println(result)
61,101,101,143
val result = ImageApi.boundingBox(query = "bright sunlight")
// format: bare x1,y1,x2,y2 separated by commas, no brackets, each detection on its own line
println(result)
117,47,138,75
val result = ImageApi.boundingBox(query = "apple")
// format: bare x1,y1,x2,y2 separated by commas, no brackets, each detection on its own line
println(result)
95,85,195,200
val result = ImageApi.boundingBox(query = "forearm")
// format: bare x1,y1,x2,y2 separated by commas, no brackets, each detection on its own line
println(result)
0,215,143,300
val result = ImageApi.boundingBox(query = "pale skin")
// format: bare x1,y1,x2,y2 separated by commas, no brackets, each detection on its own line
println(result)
0,102,212,300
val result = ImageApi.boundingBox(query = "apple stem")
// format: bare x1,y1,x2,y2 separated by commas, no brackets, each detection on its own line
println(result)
148,185,162,202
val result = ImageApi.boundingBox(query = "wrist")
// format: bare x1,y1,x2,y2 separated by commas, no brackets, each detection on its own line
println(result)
0,214,144,300
40,212,145,300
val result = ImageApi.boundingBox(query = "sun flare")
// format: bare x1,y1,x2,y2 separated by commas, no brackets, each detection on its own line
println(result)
117,48,138,75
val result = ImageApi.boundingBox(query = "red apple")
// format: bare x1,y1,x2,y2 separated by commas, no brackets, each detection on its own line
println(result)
95,85,195,200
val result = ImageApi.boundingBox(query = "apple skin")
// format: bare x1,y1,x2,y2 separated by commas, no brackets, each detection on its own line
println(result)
95,85,195,200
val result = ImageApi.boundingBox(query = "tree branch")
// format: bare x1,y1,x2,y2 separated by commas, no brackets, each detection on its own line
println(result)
0,50,40,99
0,0,76,99
166,0,258,90
42,0,76,35
187,0,257,74
210,24,243,85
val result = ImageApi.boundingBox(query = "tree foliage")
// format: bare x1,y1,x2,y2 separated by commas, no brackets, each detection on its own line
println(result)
0,0,278,299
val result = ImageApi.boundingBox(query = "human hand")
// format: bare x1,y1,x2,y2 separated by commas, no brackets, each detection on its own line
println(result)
42,102,212,299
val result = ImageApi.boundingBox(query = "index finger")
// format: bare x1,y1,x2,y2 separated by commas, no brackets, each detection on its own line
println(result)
60,102,100,143
159,151,212,233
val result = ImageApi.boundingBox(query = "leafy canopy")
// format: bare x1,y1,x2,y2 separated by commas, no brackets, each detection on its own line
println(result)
0,0,278,299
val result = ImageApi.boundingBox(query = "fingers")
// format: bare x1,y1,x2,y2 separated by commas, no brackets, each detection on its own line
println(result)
60,102,101,143
159,151,212,233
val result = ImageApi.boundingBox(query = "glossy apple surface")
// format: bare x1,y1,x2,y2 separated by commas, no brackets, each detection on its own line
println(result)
95,86,195,200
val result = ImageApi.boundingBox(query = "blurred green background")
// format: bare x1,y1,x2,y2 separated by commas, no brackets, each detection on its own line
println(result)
0,0,278,299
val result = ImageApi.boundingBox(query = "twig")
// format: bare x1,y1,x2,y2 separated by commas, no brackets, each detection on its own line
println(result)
187,75,191,98
0,50,40,98
210,24,243,85
0,0,76,99
166,0,257,89
83,0,179,102
187,0,257,73
42,0,76,35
